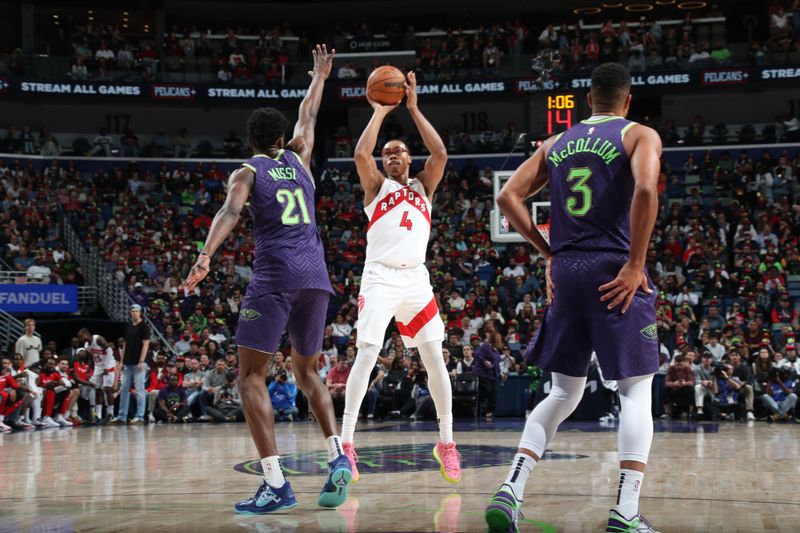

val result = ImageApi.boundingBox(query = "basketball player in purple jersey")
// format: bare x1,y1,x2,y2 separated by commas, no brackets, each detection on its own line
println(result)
181,45,352,514
485,64,661,533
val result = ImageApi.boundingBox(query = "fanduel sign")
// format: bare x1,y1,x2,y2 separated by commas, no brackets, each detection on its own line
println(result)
0,285,78,313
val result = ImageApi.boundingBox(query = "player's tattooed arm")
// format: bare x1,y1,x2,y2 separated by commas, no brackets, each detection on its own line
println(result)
355,97,397,204
181,167,254,292
405,71,447,199
289,44,335,170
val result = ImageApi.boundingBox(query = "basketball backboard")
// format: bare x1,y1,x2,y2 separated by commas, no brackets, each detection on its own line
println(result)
490,171,550,243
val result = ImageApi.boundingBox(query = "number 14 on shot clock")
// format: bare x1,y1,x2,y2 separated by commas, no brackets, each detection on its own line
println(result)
547,93,575,135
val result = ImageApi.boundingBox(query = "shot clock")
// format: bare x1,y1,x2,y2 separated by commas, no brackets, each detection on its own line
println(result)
546,93,575,134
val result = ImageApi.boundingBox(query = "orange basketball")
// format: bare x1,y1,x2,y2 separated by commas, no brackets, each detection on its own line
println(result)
366,66,406,105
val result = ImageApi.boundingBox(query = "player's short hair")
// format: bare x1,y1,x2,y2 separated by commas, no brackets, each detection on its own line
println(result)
590,63,630,108
246,107,290,153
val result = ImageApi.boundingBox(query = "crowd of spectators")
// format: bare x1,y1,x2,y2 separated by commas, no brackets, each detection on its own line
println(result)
537,9,733,74
10,2,800,85
0,125,247,160
62,22,159,82
163,27,302,85
0,317,250,430
766,1,800,57
0,159,81,284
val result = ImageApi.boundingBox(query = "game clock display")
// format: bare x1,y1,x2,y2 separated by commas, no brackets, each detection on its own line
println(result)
546,93,576,135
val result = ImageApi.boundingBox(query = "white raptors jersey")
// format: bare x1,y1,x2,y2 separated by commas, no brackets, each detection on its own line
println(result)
86,335,115,370
364,178,431,268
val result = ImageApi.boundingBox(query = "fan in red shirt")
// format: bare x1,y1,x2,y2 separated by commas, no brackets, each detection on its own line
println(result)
1,356,35,431
36,358,72,427
325,355,351,401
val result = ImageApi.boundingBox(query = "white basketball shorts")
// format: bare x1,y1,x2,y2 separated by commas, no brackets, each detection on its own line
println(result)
356,262,445,349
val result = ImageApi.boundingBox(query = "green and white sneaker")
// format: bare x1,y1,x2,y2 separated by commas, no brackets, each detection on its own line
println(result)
606,509,660,533
485,484,522,533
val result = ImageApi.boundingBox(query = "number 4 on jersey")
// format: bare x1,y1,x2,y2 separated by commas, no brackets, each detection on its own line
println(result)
399,211,413,231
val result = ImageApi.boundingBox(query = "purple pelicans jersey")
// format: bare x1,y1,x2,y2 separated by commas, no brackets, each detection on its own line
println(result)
235,150,332,356
525,116,659,380
242,150,331,293
546,115,637,255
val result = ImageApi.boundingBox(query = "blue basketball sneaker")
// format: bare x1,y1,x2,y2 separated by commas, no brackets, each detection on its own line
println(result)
316,454,353,508
606,509,661,533
234,480,298,515
485,484,522,533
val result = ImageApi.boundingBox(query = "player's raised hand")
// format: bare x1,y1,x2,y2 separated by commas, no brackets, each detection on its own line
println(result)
404,70,418,109
366,94,399,115
180,253,211,293
598,261,653,314
308,44,336,80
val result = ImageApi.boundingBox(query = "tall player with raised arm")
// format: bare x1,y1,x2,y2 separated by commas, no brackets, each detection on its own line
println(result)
181,45,353,514
485,64,662,533
341,71,461,484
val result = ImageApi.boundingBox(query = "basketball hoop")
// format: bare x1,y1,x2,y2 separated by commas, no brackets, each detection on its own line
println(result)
536,224,550,245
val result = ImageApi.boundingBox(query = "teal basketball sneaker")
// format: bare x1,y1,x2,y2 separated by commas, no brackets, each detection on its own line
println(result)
234,480,298,515
317,454,353,508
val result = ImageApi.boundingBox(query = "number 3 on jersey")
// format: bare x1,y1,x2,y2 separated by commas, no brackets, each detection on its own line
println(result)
566,167,592,217
399,211,413,231
277,188,310,225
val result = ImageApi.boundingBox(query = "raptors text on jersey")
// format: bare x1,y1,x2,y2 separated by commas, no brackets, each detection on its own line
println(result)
364,178,431,268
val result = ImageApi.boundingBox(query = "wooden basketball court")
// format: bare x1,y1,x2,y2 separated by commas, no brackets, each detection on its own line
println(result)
2,420,798,532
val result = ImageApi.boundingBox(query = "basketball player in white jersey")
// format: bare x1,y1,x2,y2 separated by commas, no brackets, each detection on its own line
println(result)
341,71,461,484
78,328,118,423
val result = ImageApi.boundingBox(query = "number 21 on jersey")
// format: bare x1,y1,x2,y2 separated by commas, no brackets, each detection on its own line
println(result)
277,188,310,225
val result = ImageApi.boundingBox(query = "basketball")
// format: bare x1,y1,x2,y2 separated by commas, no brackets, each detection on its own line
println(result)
366,65,406,105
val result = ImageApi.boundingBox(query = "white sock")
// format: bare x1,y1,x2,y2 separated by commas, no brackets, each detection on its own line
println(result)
417,341,454,443
326,435,344,461
614,469,644,518
503,453,537,502
342,343,380,443
260,455,285,488
437,413,454,444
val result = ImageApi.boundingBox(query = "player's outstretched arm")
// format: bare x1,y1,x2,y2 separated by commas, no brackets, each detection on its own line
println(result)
288,44,335,169
404,71,447,198
181,167,254,292
354,97,397,203
599,125,660,313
